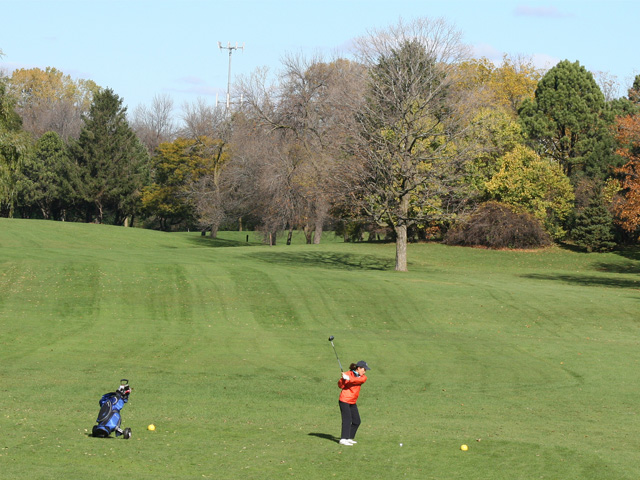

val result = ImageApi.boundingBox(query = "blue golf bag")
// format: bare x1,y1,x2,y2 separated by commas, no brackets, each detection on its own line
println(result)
91,379,132,439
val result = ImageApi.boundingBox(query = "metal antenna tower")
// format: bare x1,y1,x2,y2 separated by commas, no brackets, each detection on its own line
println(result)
218,41,244,110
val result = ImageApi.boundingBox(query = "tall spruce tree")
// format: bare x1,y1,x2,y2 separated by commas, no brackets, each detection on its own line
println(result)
518,60,618,180
571,195,616,252
72,88,149,224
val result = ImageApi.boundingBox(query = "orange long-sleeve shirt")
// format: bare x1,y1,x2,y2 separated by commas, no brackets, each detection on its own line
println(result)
338,370,367,404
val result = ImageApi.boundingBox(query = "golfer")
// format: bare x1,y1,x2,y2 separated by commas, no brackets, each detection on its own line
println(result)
337,360,370,446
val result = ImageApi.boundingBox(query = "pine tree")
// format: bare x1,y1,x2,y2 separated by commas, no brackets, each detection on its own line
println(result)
72,88,149,224
571,196,616,252
16,131,76,220
518,60,618,180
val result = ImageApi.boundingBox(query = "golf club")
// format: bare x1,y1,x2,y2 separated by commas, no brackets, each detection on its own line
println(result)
328,335,343,372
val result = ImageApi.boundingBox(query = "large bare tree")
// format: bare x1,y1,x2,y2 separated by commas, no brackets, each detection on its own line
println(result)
350,17,476,271
224,115,294,244
236,55,363,243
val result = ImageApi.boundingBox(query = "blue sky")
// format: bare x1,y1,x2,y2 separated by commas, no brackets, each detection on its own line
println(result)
1,0,638,112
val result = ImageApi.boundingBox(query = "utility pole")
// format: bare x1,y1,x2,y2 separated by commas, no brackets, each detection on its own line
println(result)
218,41,244,110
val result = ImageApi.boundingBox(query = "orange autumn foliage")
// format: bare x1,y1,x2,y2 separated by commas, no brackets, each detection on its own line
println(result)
613,114,640,235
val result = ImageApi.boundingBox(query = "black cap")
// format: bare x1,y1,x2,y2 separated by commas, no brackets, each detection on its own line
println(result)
356,360,370,370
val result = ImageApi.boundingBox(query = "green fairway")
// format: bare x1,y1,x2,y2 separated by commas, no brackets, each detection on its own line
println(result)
1,218,639,479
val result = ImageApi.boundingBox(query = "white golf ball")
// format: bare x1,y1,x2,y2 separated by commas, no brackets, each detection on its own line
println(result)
399,443,403,447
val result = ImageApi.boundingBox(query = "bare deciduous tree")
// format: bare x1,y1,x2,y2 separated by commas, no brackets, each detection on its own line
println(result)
130,93,176,154
225,116,293,244
179,97,226,139
236,55,363,244
593,70,621,103
185,172,226,238
349,17,477,271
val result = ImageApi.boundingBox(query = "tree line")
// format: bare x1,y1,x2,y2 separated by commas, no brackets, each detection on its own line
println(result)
1,18,639,270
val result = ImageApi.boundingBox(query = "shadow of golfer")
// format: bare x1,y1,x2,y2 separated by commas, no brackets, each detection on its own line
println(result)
308,432,340,443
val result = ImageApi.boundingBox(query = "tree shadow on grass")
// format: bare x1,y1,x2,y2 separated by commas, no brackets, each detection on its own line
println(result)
249,251,394,271
603,246,640,274
591,260,640,275
555,244,640,278
556,242,587,254
308,432,340,444
186,236,261,248
521,273,640,290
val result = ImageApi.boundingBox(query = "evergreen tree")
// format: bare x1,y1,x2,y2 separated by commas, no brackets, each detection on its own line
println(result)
605,75,640,118
571,196,616,252
519,60,618,180
629,74,640,104
16,131,77,220
72,88,149,224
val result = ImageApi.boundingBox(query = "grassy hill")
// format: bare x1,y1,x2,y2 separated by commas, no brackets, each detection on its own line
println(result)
1,218,639,479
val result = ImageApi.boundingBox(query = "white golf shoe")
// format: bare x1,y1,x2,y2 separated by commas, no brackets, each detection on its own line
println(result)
348,439,357,444
339,439,354,446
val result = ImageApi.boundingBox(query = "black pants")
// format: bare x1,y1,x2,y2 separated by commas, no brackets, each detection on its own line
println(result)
339,401,361,440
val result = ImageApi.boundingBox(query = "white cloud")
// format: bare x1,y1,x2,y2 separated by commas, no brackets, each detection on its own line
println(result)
177,76,206,86
472,43,503,63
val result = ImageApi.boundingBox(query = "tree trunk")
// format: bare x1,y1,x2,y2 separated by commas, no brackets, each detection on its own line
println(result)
313,219,323,244
303,225,313,244
97,202,104,224
313,200,328,244
395,224,408,272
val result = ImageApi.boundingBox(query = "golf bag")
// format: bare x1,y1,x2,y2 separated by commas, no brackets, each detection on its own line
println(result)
91,379,132,439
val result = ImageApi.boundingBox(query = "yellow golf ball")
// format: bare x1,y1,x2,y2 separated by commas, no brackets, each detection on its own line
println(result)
148,424,156,431
460,444,468,451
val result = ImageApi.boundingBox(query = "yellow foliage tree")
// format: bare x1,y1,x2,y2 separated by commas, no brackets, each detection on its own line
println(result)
142,136,229,233
457,55,541,117
9,67,98,139
485,144,575,239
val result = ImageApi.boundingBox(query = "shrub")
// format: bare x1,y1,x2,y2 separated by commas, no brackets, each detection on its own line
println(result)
444,201,552,249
